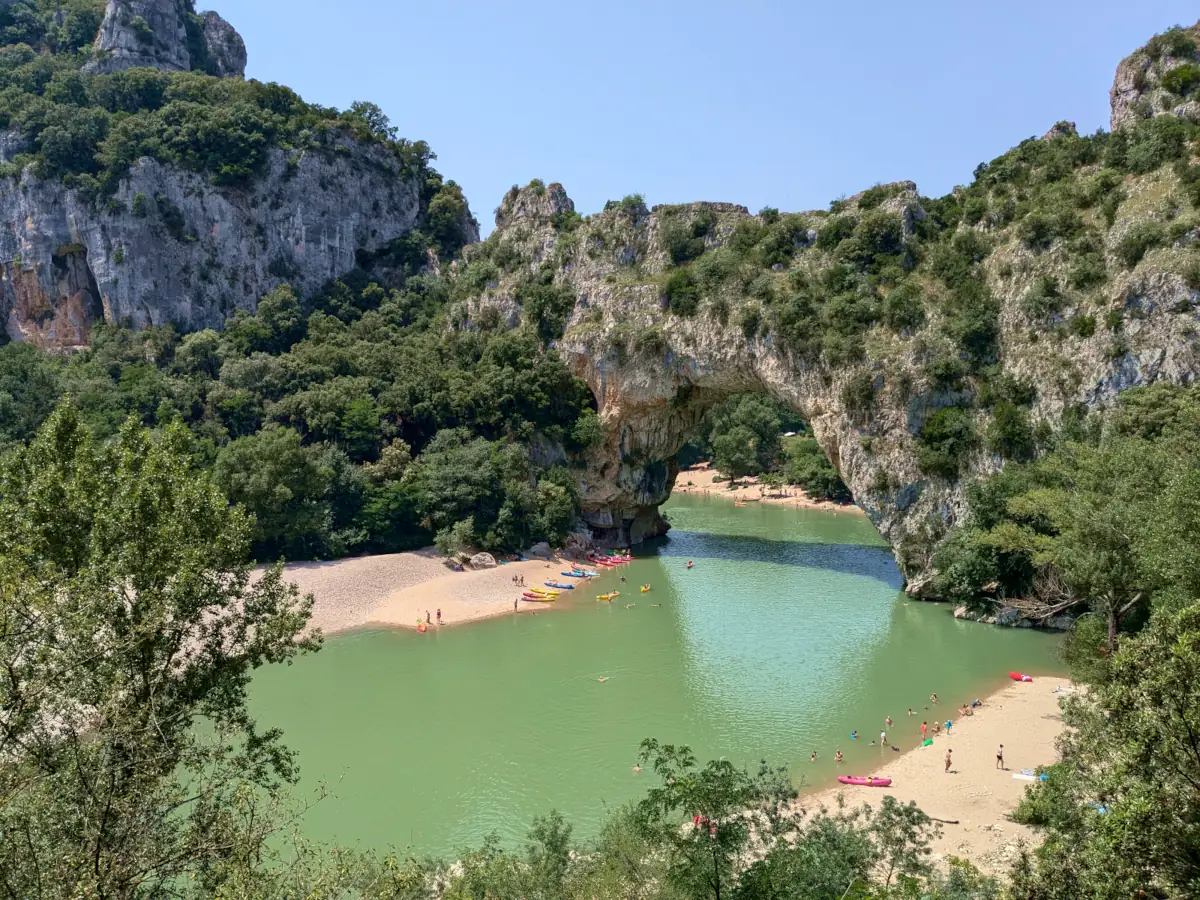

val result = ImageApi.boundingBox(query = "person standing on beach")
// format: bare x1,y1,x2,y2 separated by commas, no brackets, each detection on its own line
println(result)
425,611,431,625
513,598,518,612
436,608,442,624
945,748,952,773
921,721,927,739
996,744,1004,770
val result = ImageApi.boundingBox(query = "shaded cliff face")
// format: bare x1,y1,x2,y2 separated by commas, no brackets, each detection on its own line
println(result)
0,139,444,345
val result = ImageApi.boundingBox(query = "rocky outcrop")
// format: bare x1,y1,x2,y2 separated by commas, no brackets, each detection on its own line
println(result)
1110,22,1200,130
84,0,246,78
0,138,472,345
199,10,246,78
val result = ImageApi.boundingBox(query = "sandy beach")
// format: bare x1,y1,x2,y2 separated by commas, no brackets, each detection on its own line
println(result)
801,679,1071,875
673,463,866,514
283,550,578,634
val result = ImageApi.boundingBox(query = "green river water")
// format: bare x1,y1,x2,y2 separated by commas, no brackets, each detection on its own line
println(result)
251,495,1065,857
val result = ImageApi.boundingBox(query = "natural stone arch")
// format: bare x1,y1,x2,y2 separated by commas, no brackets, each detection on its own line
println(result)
464,178,1200,591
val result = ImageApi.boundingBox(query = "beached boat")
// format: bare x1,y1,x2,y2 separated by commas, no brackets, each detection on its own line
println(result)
545,582,574,590
522,592,554,602
837,776,891,787
561,571,588,578
528,588,559,596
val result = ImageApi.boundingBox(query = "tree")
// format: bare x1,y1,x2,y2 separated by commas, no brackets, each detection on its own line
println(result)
630,739,802,900
213,425,339,559
711,424,761,483
0,405,317,898
1011,601,1200,898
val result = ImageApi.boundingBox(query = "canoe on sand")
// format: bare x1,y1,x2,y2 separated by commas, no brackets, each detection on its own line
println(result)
837,776,892,787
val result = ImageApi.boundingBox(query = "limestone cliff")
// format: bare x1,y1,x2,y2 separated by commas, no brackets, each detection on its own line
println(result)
1110,22,1200,130
0,140,445,346
84,0,245,77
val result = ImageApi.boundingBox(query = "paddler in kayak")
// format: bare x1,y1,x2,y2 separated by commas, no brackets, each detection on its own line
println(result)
686,560,694,569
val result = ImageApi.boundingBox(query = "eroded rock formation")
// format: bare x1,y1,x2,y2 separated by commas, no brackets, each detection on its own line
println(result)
84,0,246,78
0,139,470,344
1110,21,1200,130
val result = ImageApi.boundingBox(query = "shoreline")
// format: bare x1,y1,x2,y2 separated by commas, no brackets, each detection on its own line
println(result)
672,463,866,514
799,678,1071,875
285,550,586,636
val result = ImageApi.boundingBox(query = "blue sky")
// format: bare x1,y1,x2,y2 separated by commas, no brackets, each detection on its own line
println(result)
219,1,1197,233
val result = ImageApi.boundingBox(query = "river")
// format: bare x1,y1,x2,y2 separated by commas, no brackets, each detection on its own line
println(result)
249,494,1064,856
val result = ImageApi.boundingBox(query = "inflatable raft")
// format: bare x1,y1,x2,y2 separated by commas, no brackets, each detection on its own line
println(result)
837,776,892,787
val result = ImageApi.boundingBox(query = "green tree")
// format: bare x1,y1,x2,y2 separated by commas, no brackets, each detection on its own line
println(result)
1011,601,1200,898
0,405,317,898
213,425,339,559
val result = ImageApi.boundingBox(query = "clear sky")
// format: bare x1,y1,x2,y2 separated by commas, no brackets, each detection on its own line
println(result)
217,1,1197,234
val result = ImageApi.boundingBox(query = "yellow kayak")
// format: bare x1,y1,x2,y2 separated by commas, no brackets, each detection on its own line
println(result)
597,591,621,601
529,588,559,596
640,585,651,593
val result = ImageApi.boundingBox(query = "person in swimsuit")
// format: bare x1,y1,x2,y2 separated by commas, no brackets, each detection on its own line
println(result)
810,751,817,762
885,715,892,728
850,731,858,740
835,750,843,763
880,730,887,745
436,608,442,624
425,611,431,625
996,744,1004,770
930,693,939,704
945,748,952,773
921,721,928,738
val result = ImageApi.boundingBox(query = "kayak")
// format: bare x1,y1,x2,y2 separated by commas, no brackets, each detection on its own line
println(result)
597,592,619,601
528,588,559,596
562,572,587,578
1008,672,1033,682
545,582,574,590
837,776,891,787
640,586,651,593
522,592,554,602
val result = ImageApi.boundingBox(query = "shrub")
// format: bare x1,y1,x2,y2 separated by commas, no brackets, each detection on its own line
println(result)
917,406,977,478
814,215,857,250
925,355,968,390
882,280,925,331
1115,222,1166,267
1069,314,1096,338
1021,275,1064,319
986,401,1035,460
1146,26,1197,60
1161,63,1200,97
661,210,714,266
841,371,876,420
738,305,762,341
664,269,700,316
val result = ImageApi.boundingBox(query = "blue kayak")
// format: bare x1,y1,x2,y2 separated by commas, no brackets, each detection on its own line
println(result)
561,571,587,578
546,582,575,590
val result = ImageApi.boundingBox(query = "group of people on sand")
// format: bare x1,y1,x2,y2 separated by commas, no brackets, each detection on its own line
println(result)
810,691,996,777
511,574,526,586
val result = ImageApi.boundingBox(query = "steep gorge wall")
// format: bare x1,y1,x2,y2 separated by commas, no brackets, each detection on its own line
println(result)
0,142,430,346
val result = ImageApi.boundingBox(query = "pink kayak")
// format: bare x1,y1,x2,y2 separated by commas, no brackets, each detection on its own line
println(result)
1008,671,1033,682
838,776,892,787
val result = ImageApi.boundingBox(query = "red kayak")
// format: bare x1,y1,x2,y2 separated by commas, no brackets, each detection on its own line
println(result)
838,776,891,787
1009,671,1033,682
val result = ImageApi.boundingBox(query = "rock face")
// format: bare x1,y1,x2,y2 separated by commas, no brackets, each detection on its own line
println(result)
1110,22,1200,130
84,0,246,78
199,10,246,78
0,139,463,346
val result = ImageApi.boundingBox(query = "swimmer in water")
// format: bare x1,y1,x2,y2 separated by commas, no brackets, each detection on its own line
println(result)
810,751,817,762
633,764,642,773
835,750,843,763
850,730,858,740
598,677,609,682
